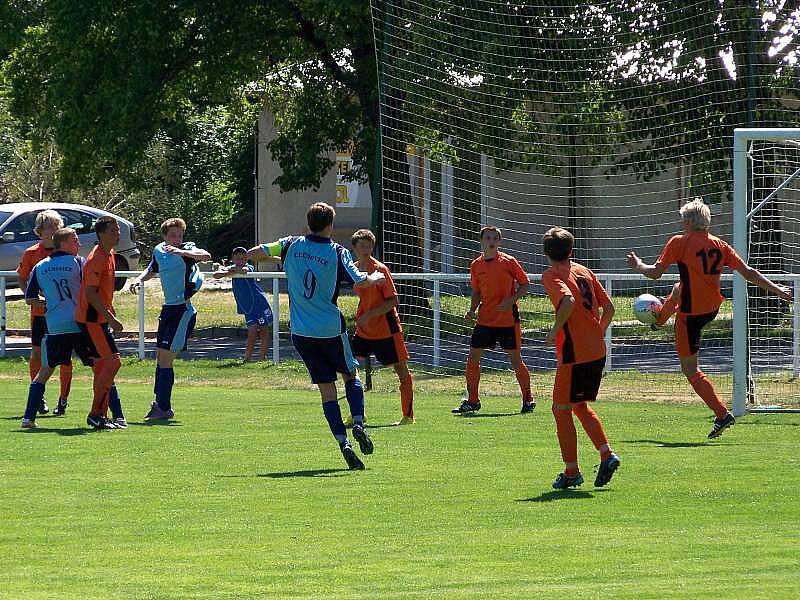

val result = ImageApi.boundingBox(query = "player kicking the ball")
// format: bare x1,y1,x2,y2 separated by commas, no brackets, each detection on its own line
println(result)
542,227,619,489
451,226,535,415
628,198,792,438
248,203,385,470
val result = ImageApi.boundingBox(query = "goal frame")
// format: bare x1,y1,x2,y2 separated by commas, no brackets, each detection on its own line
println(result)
732,128,800,416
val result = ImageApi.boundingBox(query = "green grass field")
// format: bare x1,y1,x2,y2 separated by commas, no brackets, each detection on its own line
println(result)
1,358,799,599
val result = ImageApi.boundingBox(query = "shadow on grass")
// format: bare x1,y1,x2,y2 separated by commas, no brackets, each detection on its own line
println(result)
456,412,519,419
622,439,710,448
257,468,351,478
518,489,609,503
129,421,183,427
15,427,89,437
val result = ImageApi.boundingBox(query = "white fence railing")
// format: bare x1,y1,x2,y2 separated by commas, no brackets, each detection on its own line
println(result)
0,271,798,378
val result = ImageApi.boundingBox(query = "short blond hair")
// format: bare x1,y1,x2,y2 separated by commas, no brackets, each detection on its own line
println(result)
34,210,64,236
680,198,711,231
160,217,187,236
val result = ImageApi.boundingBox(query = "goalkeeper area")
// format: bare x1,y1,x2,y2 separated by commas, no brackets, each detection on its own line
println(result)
369,0,800,414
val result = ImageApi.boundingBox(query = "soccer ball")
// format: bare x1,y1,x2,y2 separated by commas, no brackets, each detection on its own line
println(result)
633,293,663,325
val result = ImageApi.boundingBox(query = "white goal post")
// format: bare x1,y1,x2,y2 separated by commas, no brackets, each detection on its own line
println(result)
733,128,800,416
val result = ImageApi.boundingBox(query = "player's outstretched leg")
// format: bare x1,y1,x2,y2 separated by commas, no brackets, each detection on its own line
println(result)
572,402,620,487
551,402,582,489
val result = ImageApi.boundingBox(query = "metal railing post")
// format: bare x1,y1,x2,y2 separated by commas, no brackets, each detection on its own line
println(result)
272,277,280,363
433,278,441,368
604,276,613,372
138,280,146,359
0,276,6,357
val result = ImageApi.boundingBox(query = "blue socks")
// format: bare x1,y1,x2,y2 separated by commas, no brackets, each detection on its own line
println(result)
156,367,174,411
322,400,347,443
345,378,365,425
24,382,45,421
108,385,124,420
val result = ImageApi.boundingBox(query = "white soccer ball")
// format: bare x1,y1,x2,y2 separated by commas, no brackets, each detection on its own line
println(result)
633,293,663,325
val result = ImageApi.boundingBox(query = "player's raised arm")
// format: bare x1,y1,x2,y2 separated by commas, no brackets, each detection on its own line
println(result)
247,243,282,263
626,250,667,280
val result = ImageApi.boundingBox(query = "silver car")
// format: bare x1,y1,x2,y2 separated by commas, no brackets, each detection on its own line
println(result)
0,202,141,289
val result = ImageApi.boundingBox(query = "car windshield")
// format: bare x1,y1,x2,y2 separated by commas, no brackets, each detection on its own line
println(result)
0,211,12,227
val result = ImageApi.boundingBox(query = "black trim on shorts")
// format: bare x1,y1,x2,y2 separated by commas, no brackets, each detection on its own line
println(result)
31,315,48,347
686,310,718,355
569,356,606,402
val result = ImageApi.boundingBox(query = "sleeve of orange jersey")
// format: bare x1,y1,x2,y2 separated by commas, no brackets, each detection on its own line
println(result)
469,261,479,293
509,257,529,287
16,249,34,280
380,266,398,300
83,255,103,288
655,235,680,269
722,240,743,270
542,271,571,307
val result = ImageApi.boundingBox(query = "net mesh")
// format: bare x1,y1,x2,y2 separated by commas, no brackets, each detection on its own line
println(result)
370,0,799,405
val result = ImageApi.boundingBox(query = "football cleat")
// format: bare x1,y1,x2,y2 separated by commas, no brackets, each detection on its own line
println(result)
21,418,36,429
594,454,621,487
38,399,49,415
53,399,68,416
352,424,374,455
112,417,128,429
86,415,117,430
552,472,584,489
708,412,735,439
521,400,536,414
451,399,481,414
144,402,169,421
340,442,365,470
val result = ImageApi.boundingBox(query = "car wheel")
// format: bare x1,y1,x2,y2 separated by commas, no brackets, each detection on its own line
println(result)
114,255,129,291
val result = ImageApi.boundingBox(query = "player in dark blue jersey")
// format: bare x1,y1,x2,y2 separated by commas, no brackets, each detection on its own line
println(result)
248,202,385,470
213,247,273,361
130,218,211,420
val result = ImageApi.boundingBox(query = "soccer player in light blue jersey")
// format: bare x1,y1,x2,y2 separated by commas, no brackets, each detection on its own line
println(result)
130,218,211,420
213,246,273,361
248,202,385,470
22,228,126,429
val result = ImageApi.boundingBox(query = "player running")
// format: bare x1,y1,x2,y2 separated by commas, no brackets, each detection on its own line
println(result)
350,228,414,425
17,209,73,416
542,227,620,489
247,202,384,470
627,198,792,438
130,218,211,421
451,226,535,415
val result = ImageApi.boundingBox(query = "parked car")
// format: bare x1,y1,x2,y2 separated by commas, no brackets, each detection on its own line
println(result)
0,202,141,290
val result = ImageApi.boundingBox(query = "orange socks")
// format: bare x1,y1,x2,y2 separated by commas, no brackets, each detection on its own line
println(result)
29,355,41,381
689,371,728,418
552,405,578,472
514,363,532,402
399,374,414,418
573,402,612,460
90,357,122,416
465,361,481,404
59,362,73,400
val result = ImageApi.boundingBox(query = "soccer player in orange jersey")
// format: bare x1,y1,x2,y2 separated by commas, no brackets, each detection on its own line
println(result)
76,216,127,430
628,198,792,438
16,210,74,416
451,226,535,415
350,229,414,425
542,227,619,489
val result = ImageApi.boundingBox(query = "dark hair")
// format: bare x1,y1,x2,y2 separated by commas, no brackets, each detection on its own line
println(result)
307,202,335,233
94,215,117,235
231,246,247,255
480,225,502,240
543,227,574,261
52,227,77,248
351,228,376,247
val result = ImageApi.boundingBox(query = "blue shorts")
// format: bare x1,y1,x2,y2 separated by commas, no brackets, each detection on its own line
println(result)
41,332,93,368
291,333,358,384
156,303,197,353
244,307,273,328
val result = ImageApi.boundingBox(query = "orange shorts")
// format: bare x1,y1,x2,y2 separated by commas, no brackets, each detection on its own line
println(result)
674,311,717,357
553,357,606,404
78,323,119,360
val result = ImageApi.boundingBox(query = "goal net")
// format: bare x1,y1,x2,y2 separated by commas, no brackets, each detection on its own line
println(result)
733,129,800,414
370,1,799,409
